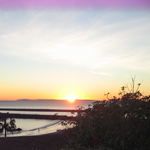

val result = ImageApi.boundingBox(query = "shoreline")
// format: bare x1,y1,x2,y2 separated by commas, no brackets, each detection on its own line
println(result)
0,132,67,150
0,119,65,138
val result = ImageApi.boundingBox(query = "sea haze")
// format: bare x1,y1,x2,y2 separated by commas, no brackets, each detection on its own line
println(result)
0,99,95,109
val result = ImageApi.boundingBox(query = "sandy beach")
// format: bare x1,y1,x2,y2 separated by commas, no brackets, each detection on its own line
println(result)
0,132,67,150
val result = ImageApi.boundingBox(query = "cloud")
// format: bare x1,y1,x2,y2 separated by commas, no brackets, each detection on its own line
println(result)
0,9,150,72
90,70,112,76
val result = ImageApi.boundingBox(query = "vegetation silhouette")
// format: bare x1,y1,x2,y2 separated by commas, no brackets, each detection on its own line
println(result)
0,113,22,137
60,77,150,150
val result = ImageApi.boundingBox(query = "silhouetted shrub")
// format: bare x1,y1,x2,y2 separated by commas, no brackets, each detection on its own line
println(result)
60,78,150,150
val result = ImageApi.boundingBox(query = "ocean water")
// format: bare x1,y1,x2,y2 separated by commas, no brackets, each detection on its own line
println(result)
0,100,95,137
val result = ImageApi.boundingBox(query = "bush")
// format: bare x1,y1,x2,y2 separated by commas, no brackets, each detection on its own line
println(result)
60,79,150,150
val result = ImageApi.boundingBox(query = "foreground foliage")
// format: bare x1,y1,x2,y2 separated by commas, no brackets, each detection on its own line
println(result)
60,81,150,150
0,113,20,137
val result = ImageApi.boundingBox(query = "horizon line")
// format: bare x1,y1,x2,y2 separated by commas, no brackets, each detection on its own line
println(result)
0,99,99,101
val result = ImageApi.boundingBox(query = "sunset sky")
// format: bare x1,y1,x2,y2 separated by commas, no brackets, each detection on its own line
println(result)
0,0,150,100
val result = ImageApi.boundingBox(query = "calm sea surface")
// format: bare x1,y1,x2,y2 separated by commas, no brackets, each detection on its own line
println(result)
0,100,95,137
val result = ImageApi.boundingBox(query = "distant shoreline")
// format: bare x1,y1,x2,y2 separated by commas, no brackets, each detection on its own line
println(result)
0,99,97,101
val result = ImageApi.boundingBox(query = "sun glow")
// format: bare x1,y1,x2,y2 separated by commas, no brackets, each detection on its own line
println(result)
65,95,77,103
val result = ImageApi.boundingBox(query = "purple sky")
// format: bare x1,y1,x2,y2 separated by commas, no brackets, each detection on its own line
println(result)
0,0,150,8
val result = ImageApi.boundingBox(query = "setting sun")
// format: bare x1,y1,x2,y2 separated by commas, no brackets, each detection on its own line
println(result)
65,95,77,103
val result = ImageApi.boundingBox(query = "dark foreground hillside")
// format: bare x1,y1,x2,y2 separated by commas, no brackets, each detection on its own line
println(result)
0,132,67,150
